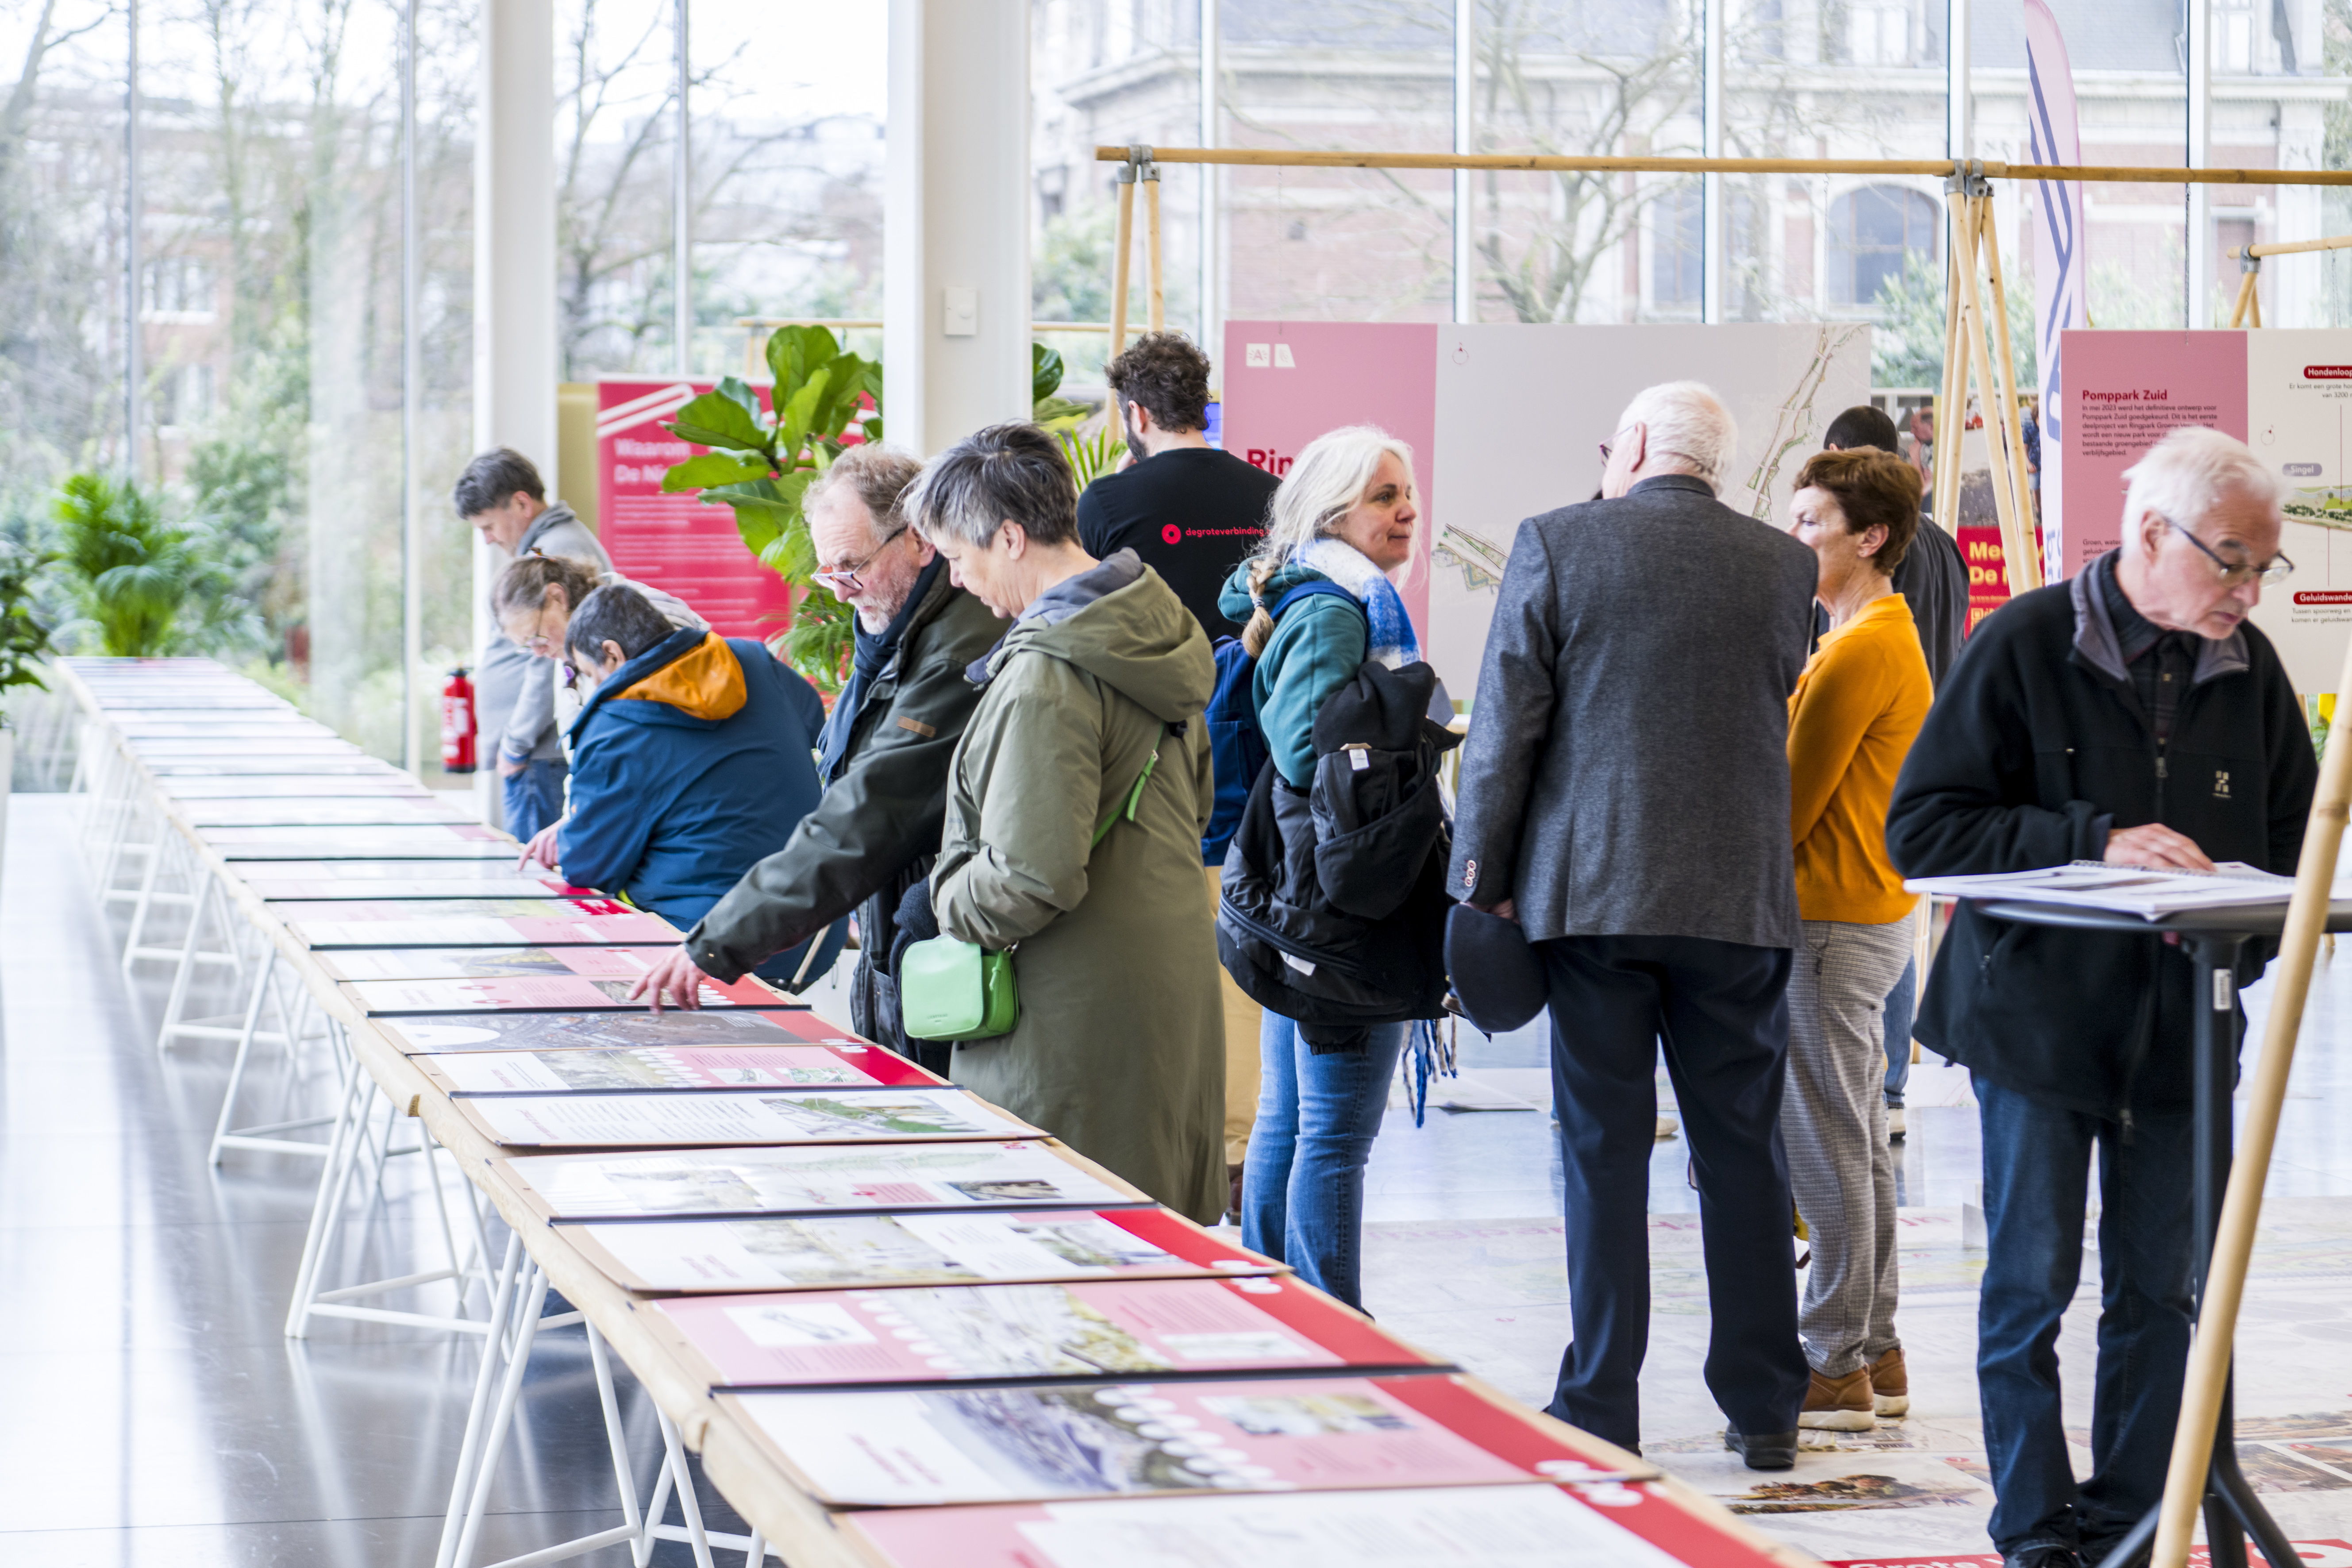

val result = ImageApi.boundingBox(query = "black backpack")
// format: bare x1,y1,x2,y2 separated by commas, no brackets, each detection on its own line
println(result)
1215,658,1461,1041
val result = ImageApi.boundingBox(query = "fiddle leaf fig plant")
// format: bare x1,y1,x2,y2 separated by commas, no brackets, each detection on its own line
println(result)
659,327,882,692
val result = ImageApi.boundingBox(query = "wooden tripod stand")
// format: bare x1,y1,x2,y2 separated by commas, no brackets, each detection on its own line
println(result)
1933,163,2043,599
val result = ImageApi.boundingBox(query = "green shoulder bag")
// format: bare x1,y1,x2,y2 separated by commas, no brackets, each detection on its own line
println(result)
897,743,1163,1043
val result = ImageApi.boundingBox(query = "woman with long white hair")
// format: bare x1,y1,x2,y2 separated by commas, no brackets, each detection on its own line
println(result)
1214,424,1424,1309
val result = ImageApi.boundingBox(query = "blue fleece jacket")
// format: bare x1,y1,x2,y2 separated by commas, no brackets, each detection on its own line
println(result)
1217,561,1369,787
560,628,843,979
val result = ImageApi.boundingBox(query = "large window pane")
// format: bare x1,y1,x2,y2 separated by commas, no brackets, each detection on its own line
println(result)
688,0,886,380
1473,0,1703,323
0,1,131,509
1723,0,1946,333
1975,0,2187,351
557,0,679,378
1032,0,1207,394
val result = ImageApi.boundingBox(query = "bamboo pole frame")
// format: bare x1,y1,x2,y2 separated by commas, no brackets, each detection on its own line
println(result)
2225,234,2352,327
1096,144,2352,591
2148,628,2352,1568
1096,144,2352,186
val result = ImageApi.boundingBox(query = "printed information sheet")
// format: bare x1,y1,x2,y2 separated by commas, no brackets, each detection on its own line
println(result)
282,898,679,947
317,946,676,981
565,1207,1276,1292
378,1007,864,1053
646,1276,1425,1387
421,1043,937,1094
344,973,775,1012
729,1375,1592,1505
502,1140,1143,1221
843,1483,1716,1568
457,1087,1035,1148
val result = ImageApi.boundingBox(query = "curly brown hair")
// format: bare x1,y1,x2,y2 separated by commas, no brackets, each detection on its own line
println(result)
1105,331,1212,434
1794,448,1923,574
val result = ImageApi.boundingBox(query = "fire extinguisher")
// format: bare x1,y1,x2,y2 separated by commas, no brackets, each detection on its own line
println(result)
440,666,477,774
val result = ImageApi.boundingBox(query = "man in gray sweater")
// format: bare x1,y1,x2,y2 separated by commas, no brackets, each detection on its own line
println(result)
454,447,612,838
1450,381,1816,1469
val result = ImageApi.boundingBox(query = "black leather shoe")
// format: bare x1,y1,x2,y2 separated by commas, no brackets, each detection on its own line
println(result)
1723,1427,1798,1470
2002,1545,2083,1568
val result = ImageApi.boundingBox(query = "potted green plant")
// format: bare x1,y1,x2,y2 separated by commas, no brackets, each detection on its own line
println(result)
658,327,884,693
0,538,58,878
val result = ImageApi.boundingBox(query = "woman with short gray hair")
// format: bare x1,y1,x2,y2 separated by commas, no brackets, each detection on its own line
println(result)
904,423,1227,1221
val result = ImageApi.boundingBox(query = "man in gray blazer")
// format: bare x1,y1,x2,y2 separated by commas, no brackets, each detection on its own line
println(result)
1451,380,1817,1468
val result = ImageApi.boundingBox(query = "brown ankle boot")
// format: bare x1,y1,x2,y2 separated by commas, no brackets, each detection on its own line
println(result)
1868,1346,1908,1417
1798,1365,1876,1430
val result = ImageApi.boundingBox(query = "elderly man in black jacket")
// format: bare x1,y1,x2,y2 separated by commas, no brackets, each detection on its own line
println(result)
1452,380,1818,1468
1886,426,2315,1568
627,446,1002,1071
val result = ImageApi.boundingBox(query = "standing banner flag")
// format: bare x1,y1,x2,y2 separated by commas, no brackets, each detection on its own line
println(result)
2024,0,2087,582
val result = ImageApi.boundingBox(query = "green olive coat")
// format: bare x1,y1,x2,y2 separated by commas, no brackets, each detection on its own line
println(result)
931,553,1226,1223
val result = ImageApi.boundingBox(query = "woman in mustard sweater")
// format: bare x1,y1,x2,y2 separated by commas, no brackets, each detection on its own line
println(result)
1782,448,1934,1433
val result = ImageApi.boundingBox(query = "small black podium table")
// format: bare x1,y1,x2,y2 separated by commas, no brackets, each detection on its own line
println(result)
1975,898,2352,1568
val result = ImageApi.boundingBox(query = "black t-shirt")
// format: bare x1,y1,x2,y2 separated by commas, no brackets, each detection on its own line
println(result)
1076,447,1282,634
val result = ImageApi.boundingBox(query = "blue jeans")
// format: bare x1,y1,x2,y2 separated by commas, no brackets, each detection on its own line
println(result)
1241,1014,1406,1311
1882,955,1917,1106
502,757,567,842
1975,1079,2195,1556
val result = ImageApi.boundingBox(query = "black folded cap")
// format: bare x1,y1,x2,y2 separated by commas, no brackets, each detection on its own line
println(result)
1444,902,1547,1035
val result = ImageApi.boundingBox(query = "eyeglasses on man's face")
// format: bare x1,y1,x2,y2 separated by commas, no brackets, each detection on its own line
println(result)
2158,512,2294,589
812,528,908,595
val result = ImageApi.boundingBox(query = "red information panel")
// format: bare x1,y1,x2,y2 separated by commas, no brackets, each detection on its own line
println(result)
1961,522,2011,637
597,379,795,640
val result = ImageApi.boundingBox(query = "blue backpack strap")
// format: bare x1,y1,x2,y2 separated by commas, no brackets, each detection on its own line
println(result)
1268,578,1358,621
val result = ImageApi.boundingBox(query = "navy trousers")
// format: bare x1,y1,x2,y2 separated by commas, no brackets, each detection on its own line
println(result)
1537,933,1811,1449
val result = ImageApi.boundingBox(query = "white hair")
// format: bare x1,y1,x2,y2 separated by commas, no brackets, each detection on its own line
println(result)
2120,426,2281,551
1253,424,1416,567
1617,380,1738,489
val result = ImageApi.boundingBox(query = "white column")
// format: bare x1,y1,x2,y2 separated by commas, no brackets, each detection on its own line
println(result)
1948,0,1972,165
124,0,142,478
474,0,557,819
883,0,1032,458
1701,0,1725,323
2186,0,2212,328
1453,0,1475,324
1199,0,1220,354
673,0,692,373
401,0,422,774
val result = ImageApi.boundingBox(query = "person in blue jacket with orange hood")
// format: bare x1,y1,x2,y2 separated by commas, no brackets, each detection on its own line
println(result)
522,581,845,988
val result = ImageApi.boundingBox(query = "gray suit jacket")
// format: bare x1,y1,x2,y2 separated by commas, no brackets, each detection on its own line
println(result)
1449,473,1818,950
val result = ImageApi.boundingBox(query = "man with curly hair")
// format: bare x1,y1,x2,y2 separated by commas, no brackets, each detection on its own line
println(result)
1080,331,1280,637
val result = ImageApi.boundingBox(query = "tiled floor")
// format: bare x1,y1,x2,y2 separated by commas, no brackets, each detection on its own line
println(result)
15,783,2352,1566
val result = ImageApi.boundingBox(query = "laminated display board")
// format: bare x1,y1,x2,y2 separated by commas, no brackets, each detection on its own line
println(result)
639,1275,1441,1389
723,1373,1610,1507
563,1206,1278,1294
179,798,476,828
2054,327,2352,691
314,944,693,981
376,1006,868,1053
597,379,797,640
418,1042,944,1096
341,971,776,1013
1223,321,1873,693
274,897,679,948
498,1138,1149,1222
452,1086,1039,1149
204,824,516,859
839,1480,1781,1568
254,875,581,901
